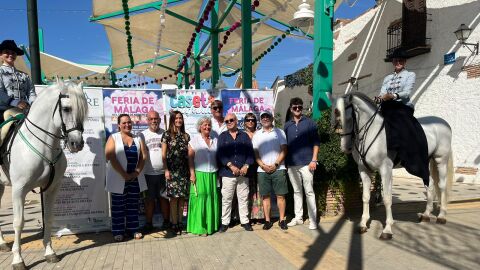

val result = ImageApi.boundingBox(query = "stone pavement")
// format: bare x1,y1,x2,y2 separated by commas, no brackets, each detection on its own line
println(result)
0,179,479,269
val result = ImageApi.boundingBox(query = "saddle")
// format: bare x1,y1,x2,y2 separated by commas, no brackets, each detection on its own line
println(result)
0,108,25,163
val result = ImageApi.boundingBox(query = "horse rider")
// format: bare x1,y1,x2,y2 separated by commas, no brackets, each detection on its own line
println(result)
0,40,36,123
376,47,430,187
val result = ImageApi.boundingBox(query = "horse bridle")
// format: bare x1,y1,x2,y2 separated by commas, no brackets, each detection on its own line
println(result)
18,93,84,193
25,93,84,145
334,104,354,137
335,99,384,172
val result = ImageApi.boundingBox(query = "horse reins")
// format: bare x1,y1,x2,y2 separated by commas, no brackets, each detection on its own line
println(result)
339,100,384,172
18,93,83,193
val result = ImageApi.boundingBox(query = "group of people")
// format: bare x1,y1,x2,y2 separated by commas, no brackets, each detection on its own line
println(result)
0,39,427,241
105,97,321,240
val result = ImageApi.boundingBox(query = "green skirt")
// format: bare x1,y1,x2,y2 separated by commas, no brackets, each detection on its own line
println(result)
186,171,220,235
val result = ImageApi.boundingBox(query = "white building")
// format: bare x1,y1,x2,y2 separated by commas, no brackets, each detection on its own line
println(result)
275,0,480,183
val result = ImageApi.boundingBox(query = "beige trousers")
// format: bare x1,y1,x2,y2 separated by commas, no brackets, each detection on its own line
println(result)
287,165,317,222
221,176,249,225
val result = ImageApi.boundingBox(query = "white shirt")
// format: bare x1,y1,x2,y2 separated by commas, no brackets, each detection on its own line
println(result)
189,134,218,173
140,128,164,175
210,117,226,139
252,127,287,172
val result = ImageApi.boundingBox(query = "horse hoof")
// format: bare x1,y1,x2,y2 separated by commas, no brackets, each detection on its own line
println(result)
418,215,430,223
45,253,61,263
0,243,10,252
436,217,447,224
12,262,27,270
359,227,368,234
379,233,393,240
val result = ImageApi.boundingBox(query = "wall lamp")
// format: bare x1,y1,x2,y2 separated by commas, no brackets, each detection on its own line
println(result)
454,24,478,55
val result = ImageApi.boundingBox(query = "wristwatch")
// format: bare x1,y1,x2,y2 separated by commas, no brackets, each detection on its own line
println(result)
227,162,233,167
274,163,279,168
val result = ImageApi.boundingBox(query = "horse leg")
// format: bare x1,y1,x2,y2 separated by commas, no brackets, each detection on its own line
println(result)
379,165,394,240
419,174,435,223
11,188,27,269
435,157,449,224
42,187,61,263
0,184,10,252
359,169,371,234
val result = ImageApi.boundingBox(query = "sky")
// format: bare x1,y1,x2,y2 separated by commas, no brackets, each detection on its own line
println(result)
0,0,376,88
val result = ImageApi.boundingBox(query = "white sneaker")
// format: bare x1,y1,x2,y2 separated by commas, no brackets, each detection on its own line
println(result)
309,222,318,230
287,218,304,227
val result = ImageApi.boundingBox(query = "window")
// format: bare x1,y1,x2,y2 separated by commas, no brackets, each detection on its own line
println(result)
385,0,430,60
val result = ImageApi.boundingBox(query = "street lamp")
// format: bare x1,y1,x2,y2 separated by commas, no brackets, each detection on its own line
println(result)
454,23,478,55
289,0,314,28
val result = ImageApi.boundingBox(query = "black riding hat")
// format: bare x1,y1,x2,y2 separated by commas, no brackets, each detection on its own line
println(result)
0,40,24,56
390,48,408,60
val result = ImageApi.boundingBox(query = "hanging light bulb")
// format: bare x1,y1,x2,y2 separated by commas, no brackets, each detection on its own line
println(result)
289,0,314,28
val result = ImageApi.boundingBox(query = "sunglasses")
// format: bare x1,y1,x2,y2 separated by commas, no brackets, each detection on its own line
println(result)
211,106,222,111
245,118,256,123
291,105,303,111
224,119,235,124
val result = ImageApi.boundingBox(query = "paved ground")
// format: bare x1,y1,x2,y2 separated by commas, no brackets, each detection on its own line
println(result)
0,178,479,269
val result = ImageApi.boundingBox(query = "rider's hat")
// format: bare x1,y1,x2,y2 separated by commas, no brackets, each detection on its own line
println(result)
389,48,408,60
0,40,24,56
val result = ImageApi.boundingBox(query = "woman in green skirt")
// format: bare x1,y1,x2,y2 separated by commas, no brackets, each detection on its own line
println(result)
187,117,220,236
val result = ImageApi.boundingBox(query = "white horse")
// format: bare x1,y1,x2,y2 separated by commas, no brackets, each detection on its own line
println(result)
332,92,453,240
0,80,88,269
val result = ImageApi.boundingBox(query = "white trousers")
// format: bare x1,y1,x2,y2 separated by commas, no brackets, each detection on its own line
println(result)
221,176,249,225
287,165,317,222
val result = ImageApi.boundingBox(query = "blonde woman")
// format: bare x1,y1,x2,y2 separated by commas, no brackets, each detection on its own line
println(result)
187,117,220,236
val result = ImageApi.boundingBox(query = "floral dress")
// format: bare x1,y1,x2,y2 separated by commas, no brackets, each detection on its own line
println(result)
161,132,190,198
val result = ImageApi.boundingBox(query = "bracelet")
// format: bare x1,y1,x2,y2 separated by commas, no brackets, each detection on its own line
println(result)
310,161,317,164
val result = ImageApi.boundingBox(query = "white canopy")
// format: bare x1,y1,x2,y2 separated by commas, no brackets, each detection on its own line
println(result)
10,52,110,85
91,0,344,84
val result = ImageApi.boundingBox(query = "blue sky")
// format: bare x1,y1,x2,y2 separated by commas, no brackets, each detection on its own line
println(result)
0,0,375,88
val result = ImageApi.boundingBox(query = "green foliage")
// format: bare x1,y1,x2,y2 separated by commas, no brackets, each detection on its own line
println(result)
284,64,313,89
314,109,360,215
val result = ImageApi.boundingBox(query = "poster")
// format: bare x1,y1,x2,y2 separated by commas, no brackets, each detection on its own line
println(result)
102,88,164,137
47,87,110,235
221,90,274,130
163,89,220,136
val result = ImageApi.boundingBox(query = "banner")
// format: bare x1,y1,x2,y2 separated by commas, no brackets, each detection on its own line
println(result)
221,90,274,129
102,89,164,137
47,87,110,235
163,89,220,136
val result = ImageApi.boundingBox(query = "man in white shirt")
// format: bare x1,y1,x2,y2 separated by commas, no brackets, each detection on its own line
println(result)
139,111,170,232
252,111,288,231
210,100,226,139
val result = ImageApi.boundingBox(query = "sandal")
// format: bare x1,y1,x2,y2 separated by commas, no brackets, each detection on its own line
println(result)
134,232,143,240
114,235,124,242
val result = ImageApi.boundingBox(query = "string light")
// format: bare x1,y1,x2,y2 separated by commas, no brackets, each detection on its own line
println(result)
121,0,134,68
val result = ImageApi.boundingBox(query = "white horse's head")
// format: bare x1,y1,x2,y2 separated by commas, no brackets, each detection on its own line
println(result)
332,95,354,153
54,80,89,153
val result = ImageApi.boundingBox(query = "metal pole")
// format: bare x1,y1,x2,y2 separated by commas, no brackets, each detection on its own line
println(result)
313,0,335,119
241,0,252,89
194,38,201,89
184,58,190,89
211,1,220,88
27,0,42,85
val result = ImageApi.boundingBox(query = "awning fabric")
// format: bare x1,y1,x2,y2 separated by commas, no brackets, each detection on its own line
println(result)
90,0,344,83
